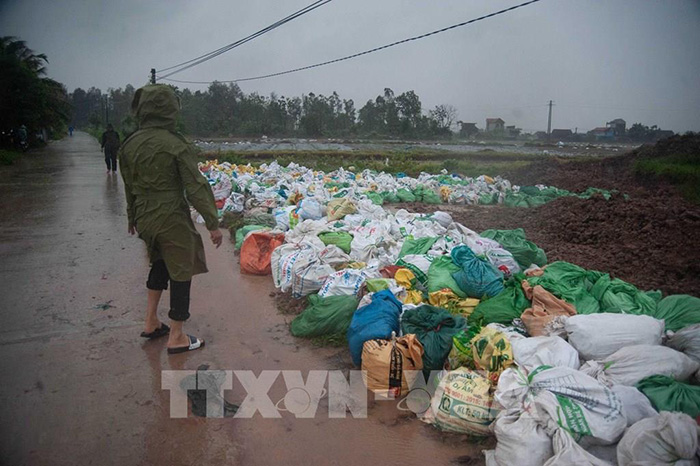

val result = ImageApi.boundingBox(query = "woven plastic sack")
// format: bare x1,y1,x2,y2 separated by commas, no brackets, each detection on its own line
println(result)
617,412,700,466
240,231,285,275
636,375,700,418
347,289,402,366
427,255,467,298
327,197,356,220
318,231,353,254
290,294,359,338
362,333,424,398
451,245,504,298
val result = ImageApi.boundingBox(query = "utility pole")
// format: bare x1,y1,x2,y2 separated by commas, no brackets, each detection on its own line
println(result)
150,68,156,85
105,95,109,124
547,100,553,141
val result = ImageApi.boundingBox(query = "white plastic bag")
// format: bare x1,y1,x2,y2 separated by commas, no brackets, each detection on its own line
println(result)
610,385,657,427
580,345,699,387
297,198,324,220
617,412,700,466
667,323,700,363
511,336,580,371
565,314,665,361
495,366,626,446
491,409,553,466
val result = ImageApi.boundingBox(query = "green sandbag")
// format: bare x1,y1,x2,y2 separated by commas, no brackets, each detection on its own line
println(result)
427,255,467,298
380,191,400,203
318,231,353,254
397,188,416,203
636,375,700,418
590,274,661,316
244,212,276,228
652,295,700,332
290,294,359,338
480,228,547,268
479,193,497,205
398,236,438,259
366,278,393,293
401,305,467,376
422,190,442,204
366,191,384,206
470,276,531,325
526,261,602,314
235,225,268,249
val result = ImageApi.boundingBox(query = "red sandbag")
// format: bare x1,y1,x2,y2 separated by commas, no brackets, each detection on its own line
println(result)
240,232,285,275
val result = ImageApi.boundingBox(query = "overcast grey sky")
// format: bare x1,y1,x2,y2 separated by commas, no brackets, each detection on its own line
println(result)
2,0,699,133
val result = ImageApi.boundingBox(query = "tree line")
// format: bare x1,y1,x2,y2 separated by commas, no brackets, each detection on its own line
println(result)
69,83,459,140
0,37,71,149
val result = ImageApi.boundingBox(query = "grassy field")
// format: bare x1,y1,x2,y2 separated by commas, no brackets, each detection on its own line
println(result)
635,154,700,203
200,148,548,178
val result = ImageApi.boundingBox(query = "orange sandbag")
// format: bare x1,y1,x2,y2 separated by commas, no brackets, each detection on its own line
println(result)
240,232,285,275
520,281,577,336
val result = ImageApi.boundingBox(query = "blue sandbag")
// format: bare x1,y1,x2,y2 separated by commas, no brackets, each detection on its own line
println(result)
451,245,504,298
347,289,402,366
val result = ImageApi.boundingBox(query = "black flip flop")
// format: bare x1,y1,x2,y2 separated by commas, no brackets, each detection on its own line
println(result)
140,323,170,339
167,335,205,354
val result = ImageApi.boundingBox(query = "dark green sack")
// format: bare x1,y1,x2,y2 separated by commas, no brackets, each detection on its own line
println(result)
636,375,700,418
480,228,547,268
380,191,400,203
291,294,359,338
652,295,700,332
401,305,467,376
470,276,531,326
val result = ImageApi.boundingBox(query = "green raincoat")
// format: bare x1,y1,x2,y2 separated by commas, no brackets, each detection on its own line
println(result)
119,85,218,281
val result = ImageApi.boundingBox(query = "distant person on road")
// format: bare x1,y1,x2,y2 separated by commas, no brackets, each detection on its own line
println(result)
119,84,222,354
68,126,74,137
101,124,120,174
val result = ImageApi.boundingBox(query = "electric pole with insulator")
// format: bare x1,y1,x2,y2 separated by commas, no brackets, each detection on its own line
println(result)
150,68,156,85
547,100,553,141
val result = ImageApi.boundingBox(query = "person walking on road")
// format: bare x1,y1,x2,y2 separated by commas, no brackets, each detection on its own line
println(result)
118,84,222,354
101,124,120,174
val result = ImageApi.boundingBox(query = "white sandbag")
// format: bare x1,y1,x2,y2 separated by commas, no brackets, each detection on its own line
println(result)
485,323,526,343
543,429,613,466
617,412,700,466
297,198,324,220
667,323,700,363
222,192,245,213
394,254,434,289
430,211,453,228
511,336,580,371
565,314,665,361
496,366,626,446
211,175,232,200
610,385,657,427
484,248,521,278
491,409,553,466
580,345,700,387
318,268,379,298
273,206,295,231
586,445,619,465
271,243,303,288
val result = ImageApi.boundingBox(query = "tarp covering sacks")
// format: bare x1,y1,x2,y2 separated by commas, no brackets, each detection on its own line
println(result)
653,294,700,332
564,313,665,361
290,294,359,339
636,375,700,419
362,333,424,398
480,228,547,269
450,245,504,298
240,231,285,275
400,305,467,375
423,368,499,436
617,412,700,466
496,365,627,446
580,344,700,387
347,289,402,366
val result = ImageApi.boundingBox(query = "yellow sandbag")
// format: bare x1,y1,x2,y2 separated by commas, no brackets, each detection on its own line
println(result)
483,175,494,184
429,289,480,317
362,333,424,398
327,198,357,221
395,269,424,304
439,186,452,203
424,368,498,436
470,326,514,384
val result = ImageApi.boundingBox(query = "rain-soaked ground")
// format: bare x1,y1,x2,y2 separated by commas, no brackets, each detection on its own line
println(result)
0,133,488,466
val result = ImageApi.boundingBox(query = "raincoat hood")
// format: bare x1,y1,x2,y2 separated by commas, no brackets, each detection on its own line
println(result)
133,85,179,131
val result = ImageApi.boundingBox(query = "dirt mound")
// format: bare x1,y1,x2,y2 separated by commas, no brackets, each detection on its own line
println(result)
633,133,700,160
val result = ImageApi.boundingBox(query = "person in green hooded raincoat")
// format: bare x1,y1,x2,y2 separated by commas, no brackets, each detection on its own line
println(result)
119,84,222,354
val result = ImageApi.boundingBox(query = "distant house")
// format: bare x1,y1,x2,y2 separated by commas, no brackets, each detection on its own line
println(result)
551,129,573,140
588,126,615,141
505,125,521,139
606,118,626,137
458,122,479,138
486,118,505,133
535,131,548,140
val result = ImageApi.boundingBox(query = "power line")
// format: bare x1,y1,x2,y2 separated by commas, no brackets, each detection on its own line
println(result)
156,0,333,79
159,0,544,85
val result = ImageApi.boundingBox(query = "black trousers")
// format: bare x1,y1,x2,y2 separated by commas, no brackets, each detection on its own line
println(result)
105,149,118,171
146,260,192,321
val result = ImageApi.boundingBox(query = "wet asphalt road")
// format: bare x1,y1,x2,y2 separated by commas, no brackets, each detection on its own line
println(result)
0,133,485,466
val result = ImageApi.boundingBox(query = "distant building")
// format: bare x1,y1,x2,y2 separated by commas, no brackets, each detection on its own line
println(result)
588,126,615,141
505,125,521,139
535,131,548,140
606,118,626,137
551,129,573,140
486,118,505,133
653,130,674,141
458,122,479,138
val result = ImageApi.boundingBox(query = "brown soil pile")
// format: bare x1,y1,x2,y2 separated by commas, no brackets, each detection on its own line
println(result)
405,135,700,296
